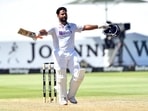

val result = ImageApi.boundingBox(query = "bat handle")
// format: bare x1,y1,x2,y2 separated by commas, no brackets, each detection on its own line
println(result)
32,37,37,41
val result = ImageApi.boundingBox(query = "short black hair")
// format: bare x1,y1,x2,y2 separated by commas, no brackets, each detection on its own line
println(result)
56,7,67,15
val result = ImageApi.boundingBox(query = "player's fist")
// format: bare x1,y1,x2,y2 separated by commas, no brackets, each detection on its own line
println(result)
39,29,48,36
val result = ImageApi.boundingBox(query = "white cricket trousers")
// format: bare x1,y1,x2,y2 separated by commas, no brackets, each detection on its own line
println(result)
52,49,80,73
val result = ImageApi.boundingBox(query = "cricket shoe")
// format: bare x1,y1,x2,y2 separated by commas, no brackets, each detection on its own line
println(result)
68,96,77,104
59,97,68,105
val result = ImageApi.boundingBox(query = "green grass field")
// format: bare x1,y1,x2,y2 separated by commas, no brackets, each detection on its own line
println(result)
0,71,148,99
0,71,148,111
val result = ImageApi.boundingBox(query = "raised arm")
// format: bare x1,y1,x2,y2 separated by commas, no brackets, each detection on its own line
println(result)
34,29,48,39
38,29,48,36
82,25,107,31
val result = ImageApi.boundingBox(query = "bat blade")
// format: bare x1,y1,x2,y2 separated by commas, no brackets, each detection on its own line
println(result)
18,28,36,40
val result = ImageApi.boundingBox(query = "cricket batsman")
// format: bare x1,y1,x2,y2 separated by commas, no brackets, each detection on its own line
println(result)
36,7,107,105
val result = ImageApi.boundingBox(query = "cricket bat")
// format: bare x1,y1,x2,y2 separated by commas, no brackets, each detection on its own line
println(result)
18,28,37,40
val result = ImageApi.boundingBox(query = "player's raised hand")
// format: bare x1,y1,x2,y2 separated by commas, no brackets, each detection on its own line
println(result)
34,35,43,39
99,25,110,29
39,29,48,36
34,29,48,40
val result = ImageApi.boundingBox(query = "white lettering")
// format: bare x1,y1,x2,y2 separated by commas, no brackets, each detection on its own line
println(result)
9,68,29,74
104,67,123,72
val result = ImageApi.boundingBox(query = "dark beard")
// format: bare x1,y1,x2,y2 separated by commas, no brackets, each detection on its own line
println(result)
59,17,67,23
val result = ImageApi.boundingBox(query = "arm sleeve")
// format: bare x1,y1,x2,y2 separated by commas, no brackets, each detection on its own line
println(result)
75,24,84,32
47,28,54,35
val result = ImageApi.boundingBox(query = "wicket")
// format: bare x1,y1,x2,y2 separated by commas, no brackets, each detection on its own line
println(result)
42,62,57,103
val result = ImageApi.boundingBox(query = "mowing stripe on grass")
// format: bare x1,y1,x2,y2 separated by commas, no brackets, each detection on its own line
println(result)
0,72,148,99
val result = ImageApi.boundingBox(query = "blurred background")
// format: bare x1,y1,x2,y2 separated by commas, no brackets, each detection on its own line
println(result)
0,0,148,74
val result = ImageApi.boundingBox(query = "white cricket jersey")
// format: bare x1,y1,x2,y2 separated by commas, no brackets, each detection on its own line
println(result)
47,23,83,51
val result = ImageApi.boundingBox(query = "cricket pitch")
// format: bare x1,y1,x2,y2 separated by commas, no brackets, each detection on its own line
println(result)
0,97,148,111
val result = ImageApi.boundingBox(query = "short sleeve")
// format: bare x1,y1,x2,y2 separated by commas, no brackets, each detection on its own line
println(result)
75,24,84,32
47,28,55,35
